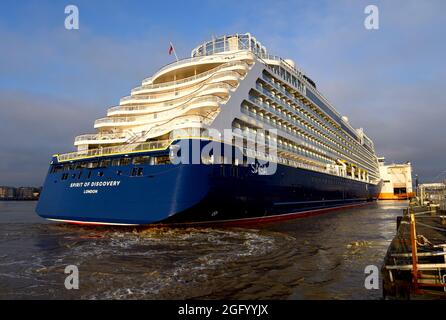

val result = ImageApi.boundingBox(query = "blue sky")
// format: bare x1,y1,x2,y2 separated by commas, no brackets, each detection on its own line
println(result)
1,0,445,186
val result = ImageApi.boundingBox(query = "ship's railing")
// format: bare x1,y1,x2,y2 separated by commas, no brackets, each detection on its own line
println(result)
94,116,138,125
121,81,234,103
143,56,206,83
141,51,250,85
114,70,240,113
58,126,217,162
108,95,223,115
137,61,248,90
98,96,223,127
257,53,282,62
140,113,216,141
109,89,212,114
75,133,128,143
98,106,217,125
57,140,172,162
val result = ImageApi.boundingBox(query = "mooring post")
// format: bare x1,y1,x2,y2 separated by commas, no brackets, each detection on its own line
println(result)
410,211,419,292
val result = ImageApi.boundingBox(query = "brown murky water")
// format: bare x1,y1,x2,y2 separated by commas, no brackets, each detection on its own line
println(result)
0,200,407,299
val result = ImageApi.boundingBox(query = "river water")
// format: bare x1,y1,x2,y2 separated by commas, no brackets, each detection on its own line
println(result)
0,200,406,299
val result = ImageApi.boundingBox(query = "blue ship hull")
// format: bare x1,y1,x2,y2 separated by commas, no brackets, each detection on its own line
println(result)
36,139,381,226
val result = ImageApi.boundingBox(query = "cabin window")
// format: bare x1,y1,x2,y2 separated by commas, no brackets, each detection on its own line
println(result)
120,158,131,166
61,173,69,180
87,161,99,169
112,158,120,166
132,156,151,165
99,159,111,167
131,167,144,177
155,156,171,165
97,171,104,177
51,165,63,173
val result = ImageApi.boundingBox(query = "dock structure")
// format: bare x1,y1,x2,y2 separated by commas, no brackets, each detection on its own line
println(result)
418,183,446,210
382,198,446,299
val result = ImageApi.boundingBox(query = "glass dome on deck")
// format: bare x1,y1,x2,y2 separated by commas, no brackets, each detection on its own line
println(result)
191,33,267,57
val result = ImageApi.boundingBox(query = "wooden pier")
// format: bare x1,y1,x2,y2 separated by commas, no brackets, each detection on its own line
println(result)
382,199,446,299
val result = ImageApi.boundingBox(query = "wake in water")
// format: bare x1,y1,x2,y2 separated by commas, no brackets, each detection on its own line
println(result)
0,201,408,299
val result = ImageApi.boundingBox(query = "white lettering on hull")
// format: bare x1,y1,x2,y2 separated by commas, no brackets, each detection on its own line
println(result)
70,181,122,194
69,181,121,188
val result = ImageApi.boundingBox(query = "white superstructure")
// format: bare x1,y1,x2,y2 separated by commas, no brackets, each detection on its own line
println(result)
69,33,380,183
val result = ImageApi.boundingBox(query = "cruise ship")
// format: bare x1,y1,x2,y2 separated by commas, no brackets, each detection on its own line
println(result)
36,33,382,226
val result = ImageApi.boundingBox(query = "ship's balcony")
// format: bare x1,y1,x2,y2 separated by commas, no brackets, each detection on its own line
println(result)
147,51,254,85
107,95,222,117
95,95,223,129
141,115,214,140
94,116,139,128
58,139,172,163
108,93,201,116
134,61,248,94
120,86,197,105
132,70,240,98
206,71,240,87
196,82,233,98
115,76,237,114
120,82,233,105
93,114,215,144
74,133,129,146
244,98,376,174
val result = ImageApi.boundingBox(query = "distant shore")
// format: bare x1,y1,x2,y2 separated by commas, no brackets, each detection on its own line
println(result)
0,199,39,201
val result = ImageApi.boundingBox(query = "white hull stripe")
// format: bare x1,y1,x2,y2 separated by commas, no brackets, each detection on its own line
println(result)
47,218,138,226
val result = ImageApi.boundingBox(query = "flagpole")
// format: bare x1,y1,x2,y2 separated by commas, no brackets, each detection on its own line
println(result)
170,41,179,62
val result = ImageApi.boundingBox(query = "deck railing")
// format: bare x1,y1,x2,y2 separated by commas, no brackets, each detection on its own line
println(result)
57,139,172,162
137,61,248,89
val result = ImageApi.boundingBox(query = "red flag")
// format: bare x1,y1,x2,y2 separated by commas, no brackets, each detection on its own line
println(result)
168,44,173,55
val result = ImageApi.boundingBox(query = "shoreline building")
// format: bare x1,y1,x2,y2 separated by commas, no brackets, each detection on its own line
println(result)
0,186,41,200
378,157,414,200
0,186,16,200
16,187,38,200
